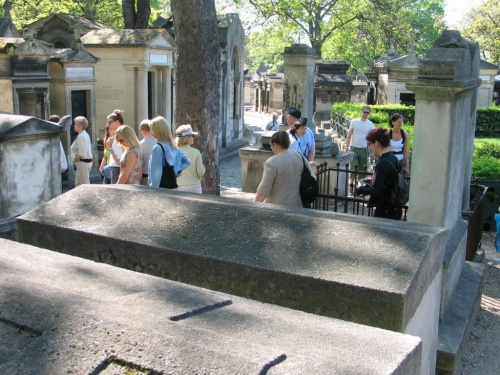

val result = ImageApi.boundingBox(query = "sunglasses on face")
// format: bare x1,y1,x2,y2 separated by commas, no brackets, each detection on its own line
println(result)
116,137,125,145
363,111,371,114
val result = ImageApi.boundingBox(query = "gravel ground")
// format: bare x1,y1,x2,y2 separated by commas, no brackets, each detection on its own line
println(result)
459,231,500,375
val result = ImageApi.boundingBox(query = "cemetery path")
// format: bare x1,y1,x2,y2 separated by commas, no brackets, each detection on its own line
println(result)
460,232,500,375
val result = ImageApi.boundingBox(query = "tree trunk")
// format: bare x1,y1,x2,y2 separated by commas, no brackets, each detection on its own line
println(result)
135,0,151,29
171,0,221,195
122,0,136,28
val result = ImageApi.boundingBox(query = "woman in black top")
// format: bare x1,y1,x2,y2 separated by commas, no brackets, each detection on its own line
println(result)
356,127,402,220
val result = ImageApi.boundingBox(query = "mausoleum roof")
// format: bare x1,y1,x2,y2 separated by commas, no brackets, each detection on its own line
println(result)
480,59,498,70
0,114,63,140
315,73,353,87
50,45,100,63
25,14,110,34
0,37,23,52
81,29,174,47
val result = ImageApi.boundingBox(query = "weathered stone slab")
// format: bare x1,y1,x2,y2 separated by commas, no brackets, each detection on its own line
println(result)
0,239,422,374
17,185,448,331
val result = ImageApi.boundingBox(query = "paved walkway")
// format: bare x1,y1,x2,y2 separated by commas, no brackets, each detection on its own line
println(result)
220,111,271,199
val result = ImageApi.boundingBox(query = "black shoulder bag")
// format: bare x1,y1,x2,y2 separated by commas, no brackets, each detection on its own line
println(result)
299,153,319,208
158,143,178,189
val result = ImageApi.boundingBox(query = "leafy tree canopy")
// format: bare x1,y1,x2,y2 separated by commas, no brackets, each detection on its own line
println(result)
460,0,500,63
2,0,168,30
227,0,445,74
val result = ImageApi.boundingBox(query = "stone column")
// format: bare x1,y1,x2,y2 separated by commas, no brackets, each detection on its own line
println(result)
162,68,172,123
406,30,481,229
282,44,317,123
136,67,148,133
405,32,481,374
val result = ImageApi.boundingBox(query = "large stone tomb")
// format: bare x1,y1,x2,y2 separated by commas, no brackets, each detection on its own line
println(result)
17,185,448,374
0,239,422,374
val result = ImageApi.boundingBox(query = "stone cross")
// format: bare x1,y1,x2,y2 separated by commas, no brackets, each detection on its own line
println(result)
74,18,82,42
3,0,11,18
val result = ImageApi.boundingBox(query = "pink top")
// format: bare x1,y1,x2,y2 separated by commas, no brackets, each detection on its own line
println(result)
120,148,143,185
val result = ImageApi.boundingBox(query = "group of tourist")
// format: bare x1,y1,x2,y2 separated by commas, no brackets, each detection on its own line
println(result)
256,106,410,220
62,104,410,220
66,110,205,193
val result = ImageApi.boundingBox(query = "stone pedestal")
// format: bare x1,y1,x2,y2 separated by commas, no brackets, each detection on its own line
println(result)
282,44,317,123
239,146,352,195
405,30,483,375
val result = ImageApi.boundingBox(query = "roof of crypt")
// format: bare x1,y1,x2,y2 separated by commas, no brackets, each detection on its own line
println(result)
81,29,175,48
50,43,100,63
25,14,110,34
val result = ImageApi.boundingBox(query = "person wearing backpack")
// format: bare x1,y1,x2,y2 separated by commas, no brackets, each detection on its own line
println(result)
355,127,402,220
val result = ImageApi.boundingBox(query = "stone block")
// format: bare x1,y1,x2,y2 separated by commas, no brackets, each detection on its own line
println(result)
1,239,423,374
17,185,448,374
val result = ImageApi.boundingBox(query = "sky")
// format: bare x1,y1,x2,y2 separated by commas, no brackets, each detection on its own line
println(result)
444,0,485,28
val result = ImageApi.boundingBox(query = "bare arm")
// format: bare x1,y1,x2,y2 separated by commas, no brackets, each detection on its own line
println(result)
254,192,267,202
345,128,354,150
403,130,410,175
117,152,138,184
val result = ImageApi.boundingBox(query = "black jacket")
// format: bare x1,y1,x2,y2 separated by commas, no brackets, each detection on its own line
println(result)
358,152,399,209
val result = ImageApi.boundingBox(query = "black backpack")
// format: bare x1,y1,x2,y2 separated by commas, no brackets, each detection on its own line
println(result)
382,159,409,207
299,153,319,207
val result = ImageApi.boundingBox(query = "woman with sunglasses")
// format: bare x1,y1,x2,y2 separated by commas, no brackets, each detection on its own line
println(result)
356,127,402,220
114,125,143,185
388,113,410,177
175,124,205,194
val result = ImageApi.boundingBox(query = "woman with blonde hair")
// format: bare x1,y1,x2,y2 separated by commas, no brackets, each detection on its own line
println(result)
114,125,143,185
175,124,205,194
148,116,190,188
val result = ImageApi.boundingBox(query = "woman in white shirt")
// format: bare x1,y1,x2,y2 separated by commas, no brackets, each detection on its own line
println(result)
70,116,93,186
388,113,410,176
175,124,205,194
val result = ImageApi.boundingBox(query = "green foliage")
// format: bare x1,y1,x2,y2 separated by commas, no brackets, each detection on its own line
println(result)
239,0,445,74
246,25,296,73
475,107,500,136
460,0,500,63
472,155,500,180
474,142,500,159
332,102,414,151
332,102,416,125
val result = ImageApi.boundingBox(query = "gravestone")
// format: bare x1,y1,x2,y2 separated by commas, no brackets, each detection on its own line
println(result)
0,113,64,232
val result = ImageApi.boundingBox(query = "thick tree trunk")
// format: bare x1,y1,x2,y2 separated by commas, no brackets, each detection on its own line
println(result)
122,0,136,28
171,0,221,195
135,0,151,29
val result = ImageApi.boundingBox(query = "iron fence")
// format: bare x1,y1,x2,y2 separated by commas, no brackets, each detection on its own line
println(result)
313,162,409,221
330,110,350,139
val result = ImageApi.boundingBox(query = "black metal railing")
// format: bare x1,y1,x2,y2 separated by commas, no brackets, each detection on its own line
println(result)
330,110,350,139
313,162,409,220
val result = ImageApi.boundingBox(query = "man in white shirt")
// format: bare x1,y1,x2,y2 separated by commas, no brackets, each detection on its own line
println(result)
139,119,157,186
266,113,279,131
345,106,374,171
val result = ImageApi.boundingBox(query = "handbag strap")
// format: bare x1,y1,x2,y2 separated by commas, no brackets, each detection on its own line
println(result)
157,143,173,167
